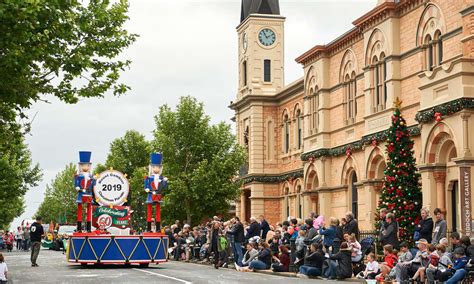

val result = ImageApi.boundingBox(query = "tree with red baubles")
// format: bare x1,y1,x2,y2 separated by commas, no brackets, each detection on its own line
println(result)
376,98,422,246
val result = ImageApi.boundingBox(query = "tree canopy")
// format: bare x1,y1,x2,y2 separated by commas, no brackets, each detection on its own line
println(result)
36,163,77,225
154,96,246,225
0,0,137,123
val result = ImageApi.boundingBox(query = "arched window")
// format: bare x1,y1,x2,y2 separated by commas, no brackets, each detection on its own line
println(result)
296,109,302,149
345,74,356,122
424,31,443,71
434,31,443,66
313,88,319,132
373,53,387,111
267,120,274,160
417,4,445,72
425,34,433,71
284,114,289,153
351,172,358,219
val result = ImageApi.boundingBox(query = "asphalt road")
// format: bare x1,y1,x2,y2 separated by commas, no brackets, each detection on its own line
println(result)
3,248,358,283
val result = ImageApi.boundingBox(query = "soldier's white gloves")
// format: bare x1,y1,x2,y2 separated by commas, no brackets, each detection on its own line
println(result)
145,188,150,193
82,189,86,193
164,177,168,182
75,187,81,191
152,191,156,195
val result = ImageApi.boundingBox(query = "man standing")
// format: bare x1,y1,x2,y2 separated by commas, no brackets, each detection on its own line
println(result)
415,208,433,243
259,215,270,240
30,216,45,267
432,208,447,245
227,217,245,267
379,213,399,249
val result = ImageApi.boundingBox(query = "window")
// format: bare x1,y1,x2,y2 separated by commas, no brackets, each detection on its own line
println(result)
427,35,433,71
243,61,247,86
312,88,319,132
296,110,302,149
373,54,387,111
264,59,271,82
435,31,443,65
297,185,302,219
267,121,273,160
284,115,289,153
351,172,358,220
345,74,356,122
424,32,442,71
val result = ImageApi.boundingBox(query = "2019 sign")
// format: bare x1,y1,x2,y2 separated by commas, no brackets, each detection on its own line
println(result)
94,170,130,206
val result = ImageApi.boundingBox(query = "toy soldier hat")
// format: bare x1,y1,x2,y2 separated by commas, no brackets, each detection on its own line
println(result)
79,151,92,164
150,153,163,165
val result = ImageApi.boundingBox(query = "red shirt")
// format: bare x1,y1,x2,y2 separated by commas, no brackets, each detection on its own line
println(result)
385,253,398,268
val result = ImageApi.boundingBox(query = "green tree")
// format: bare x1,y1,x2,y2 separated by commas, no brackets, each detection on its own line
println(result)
153,96,246,225
376,100,422,245
129,167,148,232
36,163,77,225
0,131,42,230
0,0,137,124
105,130,151,177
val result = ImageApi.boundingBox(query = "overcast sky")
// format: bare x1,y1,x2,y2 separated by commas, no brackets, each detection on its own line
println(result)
13,0,377,228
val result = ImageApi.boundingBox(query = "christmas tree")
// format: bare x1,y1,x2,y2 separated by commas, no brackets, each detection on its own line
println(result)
377,98,422,245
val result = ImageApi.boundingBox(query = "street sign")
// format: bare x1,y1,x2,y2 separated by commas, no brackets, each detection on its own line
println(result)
94,170,130,206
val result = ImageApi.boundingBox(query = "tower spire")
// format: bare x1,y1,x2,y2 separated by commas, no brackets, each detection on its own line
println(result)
240,0,280,23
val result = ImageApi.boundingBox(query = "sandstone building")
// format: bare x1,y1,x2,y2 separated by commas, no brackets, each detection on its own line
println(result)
230,0,474,234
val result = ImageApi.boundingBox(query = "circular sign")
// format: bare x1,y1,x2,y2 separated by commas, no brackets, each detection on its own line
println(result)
97,214,113,229
94,170,129,206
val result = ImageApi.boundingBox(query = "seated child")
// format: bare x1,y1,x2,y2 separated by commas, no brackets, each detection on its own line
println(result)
357,253,379,279
376,244,398,281
411,243,439,282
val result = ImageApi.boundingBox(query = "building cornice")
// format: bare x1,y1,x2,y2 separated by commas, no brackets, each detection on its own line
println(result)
415,98,474,124
239,169,304,185
236,14,286,31
301,125,421,161
229,78,304,111
295,0,425,66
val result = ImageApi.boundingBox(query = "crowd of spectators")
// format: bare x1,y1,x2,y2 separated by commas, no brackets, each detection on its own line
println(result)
164,207,474,282
0,223,31,252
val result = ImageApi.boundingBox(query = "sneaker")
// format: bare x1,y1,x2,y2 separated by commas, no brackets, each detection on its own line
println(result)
296,273,309,279
234,263,241,270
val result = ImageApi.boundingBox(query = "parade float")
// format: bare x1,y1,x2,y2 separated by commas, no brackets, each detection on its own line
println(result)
67,152,169,267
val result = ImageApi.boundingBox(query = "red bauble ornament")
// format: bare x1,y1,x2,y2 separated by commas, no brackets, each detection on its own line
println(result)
434,112,442,122
345,147,352,157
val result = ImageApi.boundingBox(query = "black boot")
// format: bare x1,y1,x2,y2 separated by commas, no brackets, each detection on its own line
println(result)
77,222,82,232
86,222,91,232
147,222,152,232
156,222,161,232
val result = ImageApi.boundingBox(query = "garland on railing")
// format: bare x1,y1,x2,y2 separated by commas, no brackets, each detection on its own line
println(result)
240,170,304,184
415,98,474,124
301,125,420,161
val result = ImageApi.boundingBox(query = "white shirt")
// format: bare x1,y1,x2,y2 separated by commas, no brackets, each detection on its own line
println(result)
366,260,379,273
0,262,7,281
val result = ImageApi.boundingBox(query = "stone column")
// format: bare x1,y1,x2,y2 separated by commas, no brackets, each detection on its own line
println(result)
461,112,472,157
433,171,447,212
240,192,246,221
321,157,327,187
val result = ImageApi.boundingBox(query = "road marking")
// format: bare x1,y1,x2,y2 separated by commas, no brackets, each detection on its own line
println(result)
133,268,192,284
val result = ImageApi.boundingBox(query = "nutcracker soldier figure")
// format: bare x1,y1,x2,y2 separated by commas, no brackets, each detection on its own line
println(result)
74,151,95,232
144,153,168,232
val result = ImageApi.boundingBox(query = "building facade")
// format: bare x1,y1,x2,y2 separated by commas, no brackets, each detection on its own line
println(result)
230,0,474,234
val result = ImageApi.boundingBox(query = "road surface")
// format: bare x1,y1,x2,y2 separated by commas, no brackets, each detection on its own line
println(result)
4,249,358,283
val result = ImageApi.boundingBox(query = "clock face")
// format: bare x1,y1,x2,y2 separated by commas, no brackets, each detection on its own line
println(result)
258,28,276,47
242,33,248,51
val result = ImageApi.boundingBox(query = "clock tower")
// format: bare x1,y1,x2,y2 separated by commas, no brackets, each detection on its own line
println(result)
237,0,285,100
